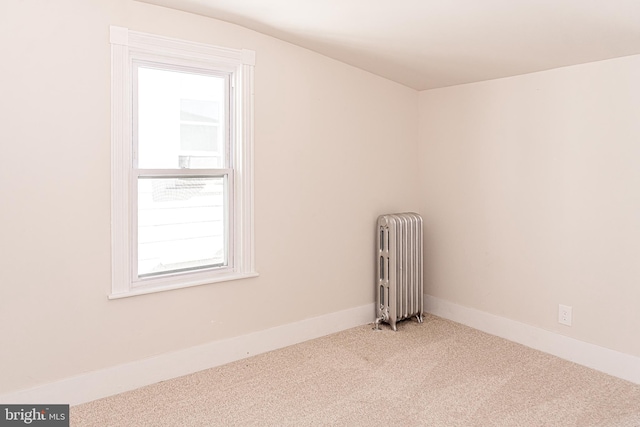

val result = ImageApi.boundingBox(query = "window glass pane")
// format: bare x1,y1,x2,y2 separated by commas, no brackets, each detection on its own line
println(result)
137,66,226,169
180,124,218,151
137,176,227,277
180,99,218,122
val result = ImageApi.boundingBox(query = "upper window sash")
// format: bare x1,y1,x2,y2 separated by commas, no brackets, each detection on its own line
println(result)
131,60,232,171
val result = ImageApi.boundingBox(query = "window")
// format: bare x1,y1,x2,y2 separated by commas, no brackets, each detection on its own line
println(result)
110,27,257,298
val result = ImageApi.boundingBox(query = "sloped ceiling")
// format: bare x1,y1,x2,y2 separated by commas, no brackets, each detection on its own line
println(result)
136,0,640,90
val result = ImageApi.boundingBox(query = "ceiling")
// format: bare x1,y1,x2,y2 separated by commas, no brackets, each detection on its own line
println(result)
137,0,640,90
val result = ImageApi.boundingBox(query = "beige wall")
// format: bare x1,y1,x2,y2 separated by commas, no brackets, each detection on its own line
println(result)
0,0,419,394
419,54,640,357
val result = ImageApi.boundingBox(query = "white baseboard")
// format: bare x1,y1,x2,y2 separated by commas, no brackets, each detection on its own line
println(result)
7,297,636,406
424,294,640,385
0,303,375,406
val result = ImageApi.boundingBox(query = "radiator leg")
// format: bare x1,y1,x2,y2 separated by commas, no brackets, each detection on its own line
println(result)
416,313,424,323
373,317,384,331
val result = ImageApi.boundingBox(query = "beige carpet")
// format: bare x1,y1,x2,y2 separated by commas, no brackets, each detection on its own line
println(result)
71,315,640,426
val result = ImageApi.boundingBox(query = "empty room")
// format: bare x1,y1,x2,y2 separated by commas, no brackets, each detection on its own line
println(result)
1,0,640,425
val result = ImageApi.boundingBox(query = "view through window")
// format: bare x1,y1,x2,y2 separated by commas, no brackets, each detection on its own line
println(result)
135,65,229,278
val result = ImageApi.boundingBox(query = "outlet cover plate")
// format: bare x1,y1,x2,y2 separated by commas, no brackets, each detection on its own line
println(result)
559,304,572,326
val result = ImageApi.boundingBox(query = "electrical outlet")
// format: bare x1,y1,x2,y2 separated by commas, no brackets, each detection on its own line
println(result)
558,304,572,326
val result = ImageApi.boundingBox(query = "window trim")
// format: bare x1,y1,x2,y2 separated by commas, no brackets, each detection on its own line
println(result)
110,26,257,299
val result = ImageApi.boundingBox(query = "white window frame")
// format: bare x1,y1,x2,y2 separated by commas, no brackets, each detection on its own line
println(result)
110,26,257,299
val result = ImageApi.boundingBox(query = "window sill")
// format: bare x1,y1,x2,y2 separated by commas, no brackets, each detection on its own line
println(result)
108,271,259,300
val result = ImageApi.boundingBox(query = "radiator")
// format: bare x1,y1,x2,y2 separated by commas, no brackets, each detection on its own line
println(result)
375,212,424,331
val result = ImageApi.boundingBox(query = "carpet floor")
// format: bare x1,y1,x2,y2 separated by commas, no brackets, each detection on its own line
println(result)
71,315,640,426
